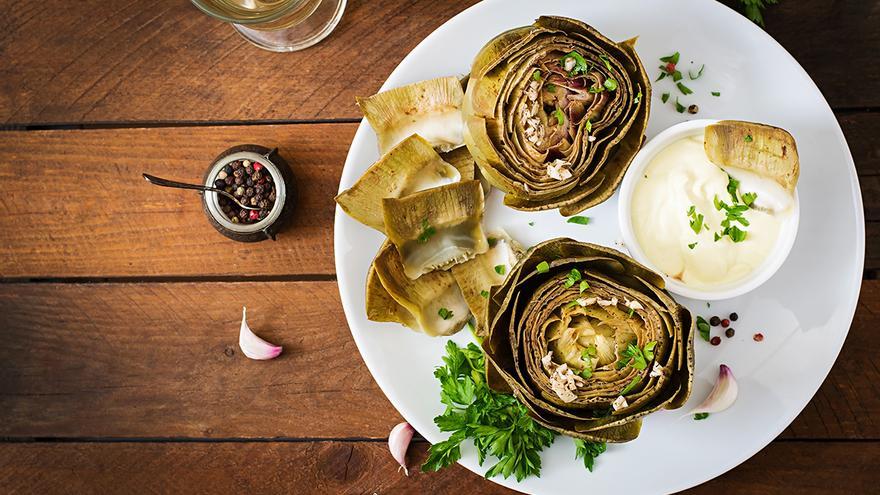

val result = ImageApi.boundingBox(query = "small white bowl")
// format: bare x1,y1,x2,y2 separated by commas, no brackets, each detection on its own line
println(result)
617,119,800,300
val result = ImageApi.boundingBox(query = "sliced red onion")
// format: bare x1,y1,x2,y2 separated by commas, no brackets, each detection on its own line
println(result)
388,422,415,476
689,364,738,415
238,307,282,360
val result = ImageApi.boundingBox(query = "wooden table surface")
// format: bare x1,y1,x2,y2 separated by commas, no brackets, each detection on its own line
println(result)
0,1,877,493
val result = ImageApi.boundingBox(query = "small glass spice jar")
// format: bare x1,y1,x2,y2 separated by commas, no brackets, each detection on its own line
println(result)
202,144,296,242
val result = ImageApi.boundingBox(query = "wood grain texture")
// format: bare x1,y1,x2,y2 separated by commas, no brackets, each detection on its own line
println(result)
0,112,876,279
0,0,876,125
0,124,354,278
1,280,877,440
0,441,876,494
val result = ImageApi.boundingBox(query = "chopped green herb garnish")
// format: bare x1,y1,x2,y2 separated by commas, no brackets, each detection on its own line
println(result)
674,98,686,113
583,344,598,358
693,412,710,420
711,91,721,97
536,261,550,273
620,375,642,395
588,84,605,94
438,307,453,320
656,72,667,82
727,175,741,203
532,69,542,81
742,192,758,207
628,307,635,317
688,64,705,80
617,341,656,371
643,341,656,360
599,53,612,71
564,268,582,288
714,232,722,242
688,242,698,250
603,78,618,91
480,290,489,299
659,52,680,64
494,264,506,276
744,134,754,142
546,84,556,92
696,316,711,342
687,205,696,216
554,108,565,125
672,70,683,82
579,280,590,293
574,439,606,472
417,219,437,243
726,225,747,242
634,91,642,105
738,0,777,27
585,119,592,133
567,216,590,225
487,237,498,247
562,51,590,75
661,92,670,103
676,82,693,95
528,221,535,227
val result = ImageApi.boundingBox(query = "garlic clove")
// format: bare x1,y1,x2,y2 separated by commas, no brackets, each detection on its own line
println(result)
688,364,738,416
388,422,415,476
238,307,282,360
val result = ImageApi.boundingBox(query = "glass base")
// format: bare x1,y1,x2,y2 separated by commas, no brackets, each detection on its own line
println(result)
232,0,346,52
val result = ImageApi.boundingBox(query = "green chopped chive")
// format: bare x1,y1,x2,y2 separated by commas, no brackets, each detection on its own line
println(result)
532,69,542,81
661,92,670,103
417,219,436,243
628,307,635,317
567,216,590,225
487,237,498,247
744,134,753,142
688,242,698,250
711,91,721,97
554,108,565,125
693,412,710,420
494,264,506,275
536,261,550,273
621,375,642,395
688,64,705,80
656,72,667,82
659,52,680,64
676,82,693,95
687,205,696,216
690,214,704,234
603,78,618,91
589,84,605,94
727,175,741,203
438,307,453,320
674,98,686,113
564,268,582,288
480,290,489,299
714,232,721,242
579,280,590,293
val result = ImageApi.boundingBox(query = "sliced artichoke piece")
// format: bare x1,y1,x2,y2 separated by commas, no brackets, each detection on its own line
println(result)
462,16,650,215
451,230,524,337
482,238,694,443
370,241,469,336
383,180,489,279
357,76,465,154
704,120,799,193
335,134,462,232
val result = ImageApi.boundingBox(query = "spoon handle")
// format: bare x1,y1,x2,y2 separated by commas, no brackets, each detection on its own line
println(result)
143,173,215,192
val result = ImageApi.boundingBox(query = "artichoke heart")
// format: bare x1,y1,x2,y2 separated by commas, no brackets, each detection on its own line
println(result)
357,76,465,153
704,120,799,193
335,134,467,232
383,180,489,279
451,230,524,337
368,241,469,336
483,238,694,443
462,16,650,215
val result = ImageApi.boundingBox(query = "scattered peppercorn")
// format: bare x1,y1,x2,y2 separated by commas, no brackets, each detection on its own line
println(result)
709,316,721,326
721,319,730,328
215,158,277,225
753,333,764,342
729,312,738,321
710,336,721,346
687,104,699,114
725,328,735,338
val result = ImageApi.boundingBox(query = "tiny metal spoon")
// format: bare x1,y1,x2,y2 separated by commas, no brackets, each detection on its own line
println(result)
142,173,261,211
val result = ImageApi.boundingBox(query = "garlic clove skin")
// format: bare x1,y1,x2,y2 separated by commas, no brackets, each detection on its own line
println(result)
238,307,282,360
388,422,415,476
689,364,738,416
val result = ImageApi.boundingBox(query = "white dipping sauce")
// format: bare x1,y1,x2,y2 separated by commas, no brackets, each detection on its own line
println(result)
631,135,793,290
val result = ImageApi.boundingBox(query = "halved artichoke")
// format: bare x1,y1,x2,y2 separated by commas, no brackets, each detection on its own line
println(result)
368,241,469,336
451,230,524,337
483,239,694,442
357,76,465,153
383,180,489,279
704,120,799,193
335,134,472,232
462,16,650,215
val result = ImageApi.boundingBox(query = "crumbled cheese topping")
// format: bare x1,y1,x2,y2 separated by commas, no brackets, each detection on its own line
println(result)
650,362,664,378
597,296,619,307
541,351,553,369
588,135,597,142
526,80,540,102
576,297,597,307
612,395,628,411
543,352,585,403
624,299,644,311
564,56,577,72
547,159,573,181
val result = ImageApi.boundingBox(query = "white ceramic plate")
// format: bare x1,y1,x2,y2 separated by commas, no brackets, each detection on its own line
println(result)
334,1,864,493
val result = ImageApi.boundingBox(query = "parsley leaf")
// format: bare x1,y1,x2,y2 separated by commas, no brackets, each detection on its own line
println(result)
417,219,436,243
620,375,642,395
688,242,698,250
480,290,489,299
438,307,454,320
744,134,754,142
711,91,721,97
487,237,498,247
738,0,778,27
494,264,506,276
693,412,710,420
532,69,542,81
574,439,607,472
554,108,565,125
634,91,642,105
599,53,613,71
688,64,705,80
563,268,582,288
567,216,590,225
676,82,693,95
742,192,758,207
603,78,618,91
674,97,686,113
579,280,590,293
696,316,711,342
661,92,670,103
659,52,680,64
561,51,590,75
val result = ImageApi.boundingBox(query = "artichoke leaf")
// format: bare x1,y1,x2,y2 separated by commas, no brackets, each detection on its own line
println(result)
383,180,489,279
335,134,461,232
357,76,465,153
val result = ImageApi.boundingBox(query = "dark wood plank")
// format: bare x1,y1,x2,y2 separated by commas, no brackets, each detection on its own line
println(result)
1,280,877,439
0,0,876,125
0,113,876,278
0,124,354,278
0,440,876,494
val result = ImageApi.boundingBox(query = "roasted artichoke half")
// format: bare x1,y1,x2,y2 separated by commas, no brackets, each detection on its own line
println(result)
483,239,694,442
462,16,650,215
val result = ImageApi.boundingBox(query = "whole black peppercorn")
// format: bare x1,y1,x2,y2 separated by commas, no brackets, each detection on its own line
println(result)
224,164,234,175
725,328,735,338
254,185,264,195
224,176,234,186
233,168,244,178
245,187,255,197
252,171,262,181
258,199,269,209
238,209,248,220
710,336,721,346
213,179,226,189
246,177,254,187
687,104,699,114
729,312,738,321
269,190,276,201
709,316,721,326
234,176,244,186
